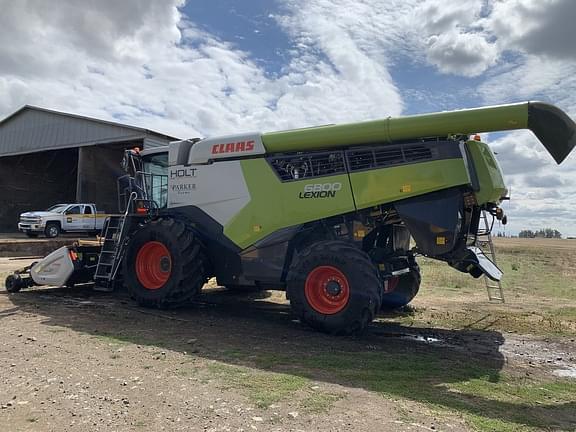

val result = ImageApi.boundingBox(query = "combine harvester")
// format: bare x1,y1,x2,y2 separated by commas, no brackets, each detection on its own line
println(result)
6,102,575,334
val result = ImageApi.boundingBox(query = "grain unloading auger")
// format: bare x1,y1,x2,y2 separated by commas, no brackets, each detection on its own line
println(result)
6,102,575,335
262,101,575,164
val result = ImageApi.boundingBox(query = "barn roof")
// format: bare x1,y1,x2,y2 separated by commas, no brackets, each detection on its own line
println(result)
0,105,178,157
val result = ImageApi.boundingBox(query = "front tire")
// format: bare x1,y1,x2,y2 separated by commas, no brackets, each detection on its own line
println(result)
5,274,22,293
287,241,381,335
44,223,60,238
381,263,421,310
123,218,208,308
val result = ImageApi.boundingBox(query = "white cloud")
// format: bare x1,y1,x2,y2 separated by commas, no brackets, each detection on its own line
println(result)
426,31,498,77
417,0,481,33
489,131,576,237
488,0,576,60
410,0,499,77
408,0,576,235
0,0,405,140
0,0,575,235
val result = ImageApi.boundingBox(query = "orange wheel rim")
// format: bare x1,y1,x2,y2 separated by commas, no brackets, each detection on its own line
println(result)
135,241,172,290
304,266,350,315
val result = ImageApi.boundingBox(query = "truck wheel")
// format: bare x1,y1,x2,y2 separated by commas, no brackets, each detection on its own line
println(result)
381,263,421,310
44,223,60,238
287,241,382,335
123,218,208,308
5,274,22,293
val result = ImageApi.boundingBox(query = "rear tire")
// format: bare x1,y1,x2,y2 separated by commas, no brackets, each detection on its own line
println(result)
381,263,421,310
44,223,60,238
287,241,381,335
5,274,22,293
123,218,208,308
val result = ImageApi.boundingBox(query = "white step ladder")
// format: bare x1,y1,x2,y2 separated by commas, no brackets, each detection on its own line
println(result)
93,192,136,292
476,210,505,303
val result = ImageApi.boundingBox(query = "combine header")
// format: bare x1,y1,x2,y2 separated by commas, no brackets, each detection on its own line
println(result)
6,102,575,334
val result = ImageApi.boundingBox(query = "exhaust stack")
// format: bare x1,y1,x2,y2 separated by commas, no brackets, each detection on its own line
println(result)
262,102,576,164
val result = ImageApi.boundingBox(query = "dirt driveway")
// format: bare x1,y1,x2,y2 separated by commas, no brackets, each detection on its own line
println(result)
1,275,575,432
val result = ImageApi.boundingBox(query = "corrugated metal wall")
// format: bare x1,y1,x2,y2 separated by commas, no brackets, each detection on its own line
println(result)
0,109,150,156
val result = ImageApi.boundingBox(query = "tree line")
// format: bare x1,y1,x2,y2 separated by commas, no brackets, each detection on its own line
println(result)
518,228,562,239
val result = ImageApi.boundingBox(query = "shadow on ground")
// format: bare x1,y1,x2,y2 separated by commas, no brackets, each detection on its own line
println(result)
4,285,576,429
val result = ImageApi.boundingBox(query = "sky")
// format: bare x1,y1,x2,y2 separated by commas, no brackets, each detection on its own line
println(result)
0,0,575,236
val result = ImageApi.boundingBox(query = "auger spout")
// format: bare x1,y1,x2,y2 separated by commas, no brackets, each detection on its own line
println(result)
262,101,576,164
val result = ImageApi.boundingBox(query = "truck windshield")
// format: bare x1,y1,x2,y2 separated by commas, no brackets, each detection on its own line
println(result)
46,205,68,213
142,152,169,208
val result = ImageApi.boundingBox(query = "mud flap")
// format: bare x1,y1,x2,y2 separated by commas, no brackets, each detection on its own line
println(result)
452,246,503,281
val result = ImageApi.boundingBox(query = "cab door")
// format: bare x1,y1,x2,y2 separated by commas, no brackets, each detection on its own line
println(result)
82,205,96,229
62,205,84,231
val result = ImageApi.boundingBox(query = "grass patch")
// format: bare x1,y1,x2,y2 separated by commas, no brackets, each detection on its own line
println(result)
92,334,131,346
300,392,344,413
408,241,576,337
228,347,576,431
390,308,576,337
554,306,576,320
451,380,576,431
208,362,308,408
176,367,197,377
420,242,576,302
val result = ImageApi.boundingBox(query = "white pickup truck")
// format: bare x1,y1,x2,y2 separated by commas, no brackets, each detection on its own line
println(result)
18,203,108,238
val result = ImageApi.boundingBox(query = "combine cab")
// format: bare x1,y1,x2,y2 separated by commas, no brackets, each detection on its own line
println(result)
7,101,576,334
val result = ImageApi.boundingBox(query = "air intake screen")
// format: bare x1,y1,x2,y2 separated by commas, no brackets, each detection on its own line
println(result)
269,151,346,181
348,144,435,172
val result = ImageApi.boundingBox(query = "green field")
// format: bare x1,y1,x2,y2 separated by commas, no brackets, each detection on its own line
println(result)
409,238,576,336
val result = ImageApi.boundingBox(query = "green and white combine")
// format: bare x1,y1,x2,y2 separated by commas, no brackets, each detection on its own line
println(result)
6,102,576,334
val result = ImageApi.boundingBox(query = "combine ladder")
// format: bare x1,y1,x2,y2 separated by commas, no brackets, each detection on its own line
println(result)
93,192,136,291
476,210,505,303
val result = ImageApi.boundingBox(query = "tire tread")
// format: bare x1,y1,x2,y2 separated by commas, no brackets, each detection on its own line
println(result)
287,241,381,335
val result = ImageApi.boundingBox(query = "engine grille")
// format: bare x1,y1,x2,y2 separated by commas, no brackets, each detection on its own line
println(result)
268,140,459,180
347,144,435,172
20,216,41,223
268,151,346,181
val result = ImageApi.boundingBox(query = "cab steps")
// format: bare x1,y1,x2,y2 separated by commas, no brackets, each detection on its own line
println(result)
476,210,505,303
93,192,137,292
